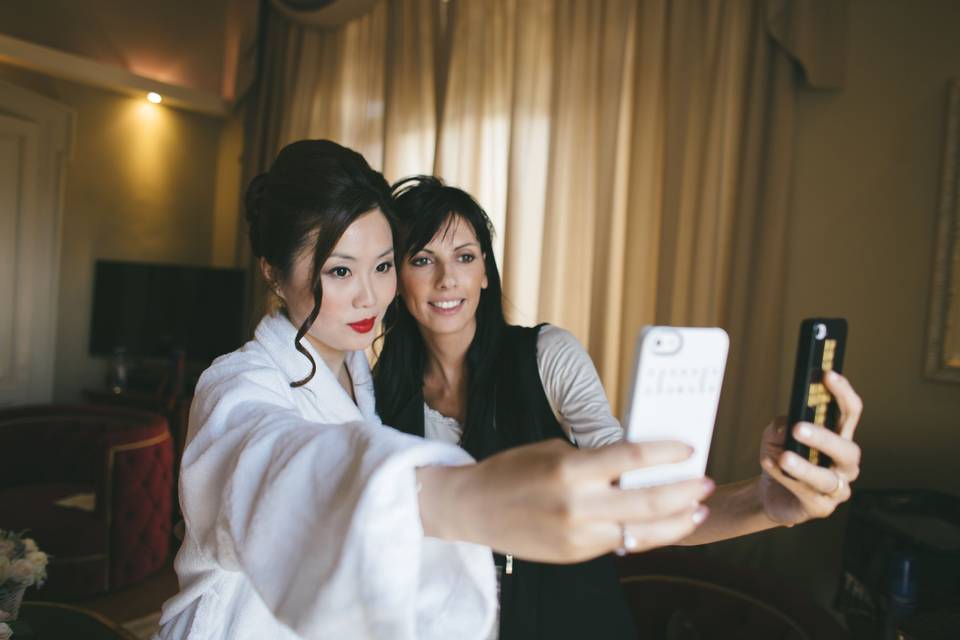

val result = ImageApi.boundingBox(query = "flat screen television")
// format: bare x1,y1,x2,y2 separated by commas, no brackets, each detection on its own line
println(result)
89,260,247,363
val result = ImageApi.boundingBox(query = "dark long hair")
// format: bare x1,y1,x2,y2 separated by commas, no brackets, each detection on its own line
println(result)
374,176,507,458
244,139,395,387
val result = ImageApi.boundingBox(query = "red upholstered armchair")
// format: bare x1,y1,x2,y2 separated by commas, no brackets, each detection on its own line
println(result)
0,404,173,598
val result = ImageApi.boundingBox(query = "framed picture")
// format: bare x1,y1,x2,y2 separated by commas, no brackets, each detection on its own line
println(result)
925,79,960,383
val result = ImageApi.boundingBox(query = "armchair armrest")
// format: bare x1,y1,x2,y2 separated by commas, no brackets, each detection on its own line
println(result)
0,407,103,489
94,409,174,589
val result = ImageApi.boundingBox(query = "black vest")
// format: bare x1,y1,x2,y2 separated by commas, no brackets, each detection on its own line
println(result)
390,324,636,640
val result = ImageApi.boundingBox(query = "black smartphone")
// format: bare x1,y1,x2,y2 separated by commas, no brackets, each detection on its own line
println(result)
784,318,848,468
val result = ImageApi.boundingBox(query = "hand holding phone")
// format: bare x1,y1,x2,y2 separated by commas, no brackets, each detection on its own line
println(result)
620,326,729,488
784,318,848,467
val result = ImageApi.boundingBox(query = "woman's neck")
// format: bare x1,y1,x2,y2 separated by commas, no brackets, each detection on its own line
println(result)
420,320,476,418
304,333,354,401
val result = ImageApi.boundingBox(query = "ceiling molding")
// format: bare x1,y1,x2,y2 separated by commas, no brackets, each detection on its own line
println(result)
0,33,229,117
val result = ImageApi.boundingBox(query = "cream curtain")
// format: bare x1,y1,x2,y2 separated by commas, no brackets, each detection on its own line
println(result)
244,0,848,492
425,0,808,490
277,0,440,178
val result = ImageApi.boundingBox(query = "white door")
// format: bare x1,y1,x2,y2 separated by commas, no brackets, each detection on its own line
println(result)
0,82,73,407
0,113,43,405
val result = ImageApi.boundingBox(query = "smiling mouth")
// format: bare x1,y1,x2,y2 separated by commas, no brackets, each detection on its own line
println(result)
428,299,465,314
348,317,376,333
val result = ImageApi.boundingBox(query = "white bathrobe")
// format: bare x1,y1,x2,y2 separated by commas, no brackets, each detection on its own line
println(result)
155,313,496,640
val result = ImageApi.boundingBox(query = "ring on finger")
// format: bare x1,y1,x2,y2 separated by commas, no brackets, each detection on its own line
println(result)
615,523,638,557
826,472,845,499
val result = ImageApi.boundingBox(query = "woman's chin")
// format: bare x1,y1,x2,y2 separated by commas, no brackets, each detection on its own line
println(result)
344,331,378,351
420,316,476,338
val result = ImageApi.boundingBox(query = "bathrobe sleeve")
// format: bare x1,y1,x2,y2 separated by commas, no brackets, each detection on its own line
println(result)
178,353,495,639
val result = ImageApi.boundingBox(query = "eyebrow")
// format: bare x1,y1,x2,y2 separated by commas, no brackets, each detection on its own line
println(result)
417,242,480,254
329,247,395,261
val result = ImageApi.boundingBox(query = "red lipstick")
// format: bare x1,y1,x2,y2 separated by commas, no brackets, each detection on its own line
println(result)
348,317,376,334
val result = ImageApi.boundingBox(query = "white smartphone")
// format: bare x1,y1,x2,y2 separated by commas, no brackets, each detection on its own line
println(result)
619,326,729,488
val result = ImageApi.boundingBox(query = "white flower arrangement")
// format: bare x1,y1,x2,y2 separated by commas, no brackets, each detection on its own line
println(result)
0,531,48,590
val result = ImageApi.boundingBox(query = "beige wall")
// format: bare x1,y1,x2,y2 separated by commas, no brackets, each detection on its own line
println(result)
0,63,226,401
703,2,960,613
211,105,246,268
782,0,960,495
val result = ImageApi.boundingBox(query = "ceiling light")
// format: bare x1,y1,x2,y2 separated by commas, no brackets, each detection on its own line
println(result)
147,92,162,104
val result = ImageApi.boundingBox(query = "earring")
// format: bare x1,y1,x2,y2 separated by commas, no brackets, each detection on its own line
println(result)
270,284,285,308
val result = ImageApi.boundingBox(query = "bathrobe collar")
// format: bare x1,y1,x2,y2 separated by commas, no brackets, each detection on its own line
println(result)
253,312,378,424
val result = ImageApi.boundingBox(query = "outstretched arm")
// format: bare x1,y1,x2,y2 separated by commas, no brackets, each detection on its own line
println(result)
679,371,863,545
418,438,714,562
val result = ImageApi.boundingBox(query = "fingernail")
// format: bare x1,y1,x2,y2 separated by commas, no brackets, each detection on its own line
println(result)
785,454,798,468
826,370,838,381
692,505,710,524
762,458,774,470
702,477,716,494
797,424,812,439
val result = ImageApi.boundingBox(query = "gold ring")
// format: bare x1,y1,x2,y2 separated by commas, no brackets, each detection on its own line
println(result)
828,473,845,499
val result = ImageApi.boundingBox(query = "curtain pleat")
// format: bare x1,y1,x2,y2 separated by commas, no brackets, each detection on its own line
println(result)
244,0,847,492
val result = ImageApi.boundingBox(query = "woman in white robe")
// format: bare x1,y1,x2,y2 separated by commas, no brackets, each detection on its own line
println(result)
156,311,497,639
156,141,712,640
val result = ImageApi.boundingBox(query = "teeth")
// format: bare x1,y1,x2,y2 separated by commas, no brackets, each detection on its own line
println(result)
430,299,463,310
